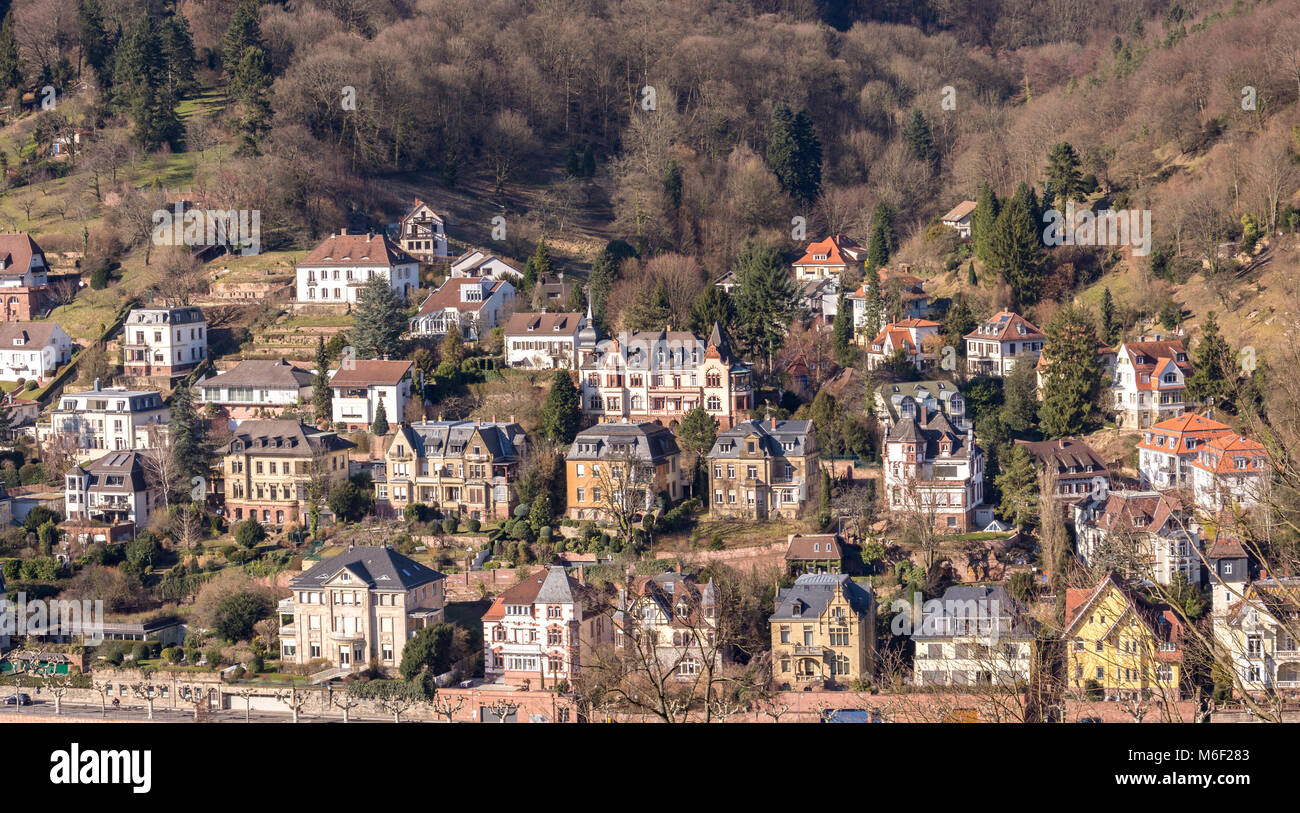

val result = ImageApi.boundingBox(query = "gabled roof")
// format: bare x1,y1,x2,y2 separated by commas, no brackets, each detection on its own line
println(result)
503,311,584,336
299,232,416,267
393,420,526,462
1062,571,1183,655
399,198,445,226
417,277,511,315
784,534,843,561
201,358,313,391
1016,438,1108,479
868,320,940,355
290,545,443,591
964,311,1043,342
885,410,977,461
0,233,46,276
0,321,64,348
482,565,598,620
793,235,863,268
329,360,413,387
941,200,978,222
1118,338,1190,382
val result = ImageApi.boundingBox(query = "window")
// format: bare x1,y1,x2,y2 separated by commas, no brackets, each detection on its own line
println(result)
779,625,789,644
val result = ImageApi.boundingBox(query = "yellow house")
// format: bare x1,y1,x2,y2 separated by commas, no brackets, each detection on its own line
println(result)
565,422,686,522
1063,572,1185,700
770,574,876,689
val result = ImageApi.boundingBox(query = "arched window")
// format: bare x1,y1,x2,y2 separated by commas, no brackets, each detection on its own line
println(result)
706,396,721,411
630,395,643,410
706,372,720,388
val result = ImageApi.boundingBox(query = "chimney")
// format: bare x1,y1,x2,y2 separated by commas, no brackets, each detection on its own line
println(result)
577,565,586,585
93,378,101,391
1058,438,1067,449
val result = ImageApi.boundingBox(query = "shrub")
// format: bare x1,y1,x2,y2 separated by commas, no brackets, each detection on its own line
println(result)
466,517,480,533
427,519,443,535
204,646,225,669
234,518,266,548
131,642,150,661
443,514,459,534
23,379,36,391
161,647,183,665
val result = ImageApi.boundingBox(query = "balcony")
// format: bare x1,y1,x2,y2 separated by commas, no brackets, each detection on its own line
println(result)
792,645,826,658
329,630,366,643
278,624,296,637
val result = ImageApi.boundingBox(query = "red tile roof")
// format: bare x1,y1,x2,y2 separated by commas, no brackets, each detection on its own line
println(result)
964,311,1044,342
793,235,862,268
1137,412,1232,454
300,232,416,267
1189,433,1269,473
417,278,508,315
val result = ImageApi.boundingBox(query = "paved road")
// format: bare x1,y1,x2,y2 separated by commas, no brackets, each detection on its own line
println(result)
0,700,399,723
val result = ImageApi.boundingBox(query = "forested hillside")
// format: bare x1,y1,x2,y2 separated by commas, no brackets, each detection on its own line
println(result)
0,0,1297,351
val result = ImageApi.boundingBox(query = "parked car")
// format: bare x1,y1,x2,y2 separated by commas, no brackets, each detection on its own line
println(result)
3,693,32,706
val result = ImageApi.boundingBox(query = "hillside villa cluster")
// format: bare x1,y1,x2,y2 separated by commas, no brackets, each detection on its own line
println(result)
0,212,1283,704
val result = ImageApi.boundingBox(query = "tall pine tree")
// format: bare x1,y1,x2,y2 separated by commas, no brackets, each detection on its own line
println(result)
971,182,1000,265
351,275,406,359
766,104,822,203
1186,310,1233,410
731,243,796,379
1099,287,1119,345
538,370,581,443
990,183,1044,307
903,109,938,171
1038,305,1103,438
313,335,333,425
1045,141,1084,210
170,385,210,498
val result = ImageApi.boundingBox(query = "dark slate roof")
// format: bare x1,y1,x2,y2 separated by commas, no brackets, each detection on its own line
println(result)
221,420,356,456
708,419,814,459
875,380,966,425
885,411,977,460
911,585,1034,639
1016,438,1108,477
567,422,679,462
395,420,526,461
771,574,873,621
290,545,444,591
80,451,148,492
125,306,206,326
